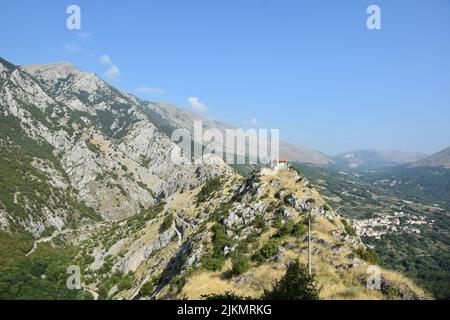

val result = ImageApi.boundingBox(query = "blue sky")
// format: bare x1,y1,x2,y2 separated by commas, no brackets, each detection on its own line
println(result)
1,0,449,155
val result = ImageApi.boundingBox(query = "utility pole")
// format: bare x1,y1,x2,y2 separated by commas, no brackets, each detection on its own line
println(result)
308,209,312,276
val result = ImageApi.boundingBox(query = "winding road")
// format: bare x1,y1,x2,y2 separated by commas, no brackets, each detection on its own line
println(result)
25,221,111,256
130,216,186,300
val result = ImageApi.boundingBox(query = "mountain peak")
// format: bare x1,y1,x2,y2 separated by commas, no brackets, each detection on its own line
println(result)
0,57,17,72
22,61,82,80
410,147,450,169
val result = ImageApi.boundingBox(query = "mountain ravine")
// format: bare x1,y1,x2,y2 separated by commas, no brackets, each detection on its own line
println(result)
0,57,428,300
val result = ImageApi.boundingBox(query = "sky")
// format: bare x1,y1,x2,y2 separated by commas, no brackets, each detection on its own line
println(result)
1,0,449,155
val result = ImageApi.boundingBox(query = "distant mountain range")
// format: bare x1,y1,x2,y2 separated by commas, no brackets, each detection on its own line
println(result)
410,147,450,169
145,100,333,166
332,150,428,170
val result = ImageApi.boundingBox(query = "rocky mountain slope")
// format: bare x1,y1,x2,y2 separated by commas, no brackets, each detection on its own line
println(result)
332,150,427,170
0,57,334,236
47,167,426,300
410,147,450,169
0,57,230,235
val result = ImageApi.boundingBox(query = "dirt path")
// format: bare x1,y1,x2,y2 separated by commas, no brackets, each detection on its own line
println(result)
25,221,110,257
175,213,194,229
130,219,184,300
173,221,182,246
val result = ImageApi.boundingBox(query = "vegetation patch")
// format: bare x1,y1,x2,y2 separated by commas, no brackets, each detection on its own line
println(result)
341,219,357,236
355,245,379,264
231,253,251,276
253,238,280,264
197,177,222,203
262,260,320,300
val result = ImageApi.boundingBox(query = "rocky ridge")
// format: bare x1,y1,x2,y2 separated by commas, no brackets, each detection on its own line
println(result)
58,167,429,300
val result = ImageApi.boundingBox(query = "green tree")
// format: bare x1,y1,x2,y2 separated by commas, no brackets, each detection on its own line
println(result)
262,260,320,300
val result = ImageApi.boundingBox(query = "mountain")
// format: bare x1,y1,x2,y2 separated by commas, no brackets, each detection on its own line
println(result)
0,57,231,235
0,57,428,300
410,147,450,169
1,56,331,237
146,101,333,166
332,150,427,170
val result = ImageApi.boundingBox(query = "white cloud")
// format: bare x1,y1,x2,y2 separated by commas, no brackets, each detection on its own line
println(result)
100,54,113,65
64,43,79,52
243,118,262,127
136,86,165,95
105,65,121,79
188,97,208,113
77,31,91,39
99,54,120,80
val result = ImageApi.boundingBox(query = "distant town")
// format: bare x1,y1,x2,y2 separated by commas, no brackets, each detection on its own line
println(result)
352,211,433,239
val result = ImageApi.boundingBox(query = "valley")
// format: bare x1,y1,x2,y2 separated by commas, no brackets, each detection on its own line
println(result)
300,164,450,299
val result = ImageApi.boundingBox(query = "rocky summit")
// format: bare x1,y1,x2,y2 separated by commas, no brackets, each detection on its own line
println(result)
0,57,428,300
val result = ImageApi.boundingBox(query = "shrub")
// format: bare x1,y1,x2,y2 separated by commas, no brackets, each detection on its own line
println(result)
355,246,379,264
82,254,95,266
254,238,280,264
197,177,222,202
273,216,283,229
0,244,87,300
341,219,357,237
231,253,250,275
117,278,133,291
202,291,253,300
253,214,268,231
293,222,307,237
262,260,320,300
203,255,226,272
202,223,230,272
291,165,302,176
382,285,402,300
211,223,230,248
161,213,174,231
279,219,295,236
139,281,154,297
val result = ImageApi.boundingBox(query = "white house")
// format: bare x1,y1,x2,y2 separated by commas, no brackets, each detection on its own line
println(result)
272,157,289,171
